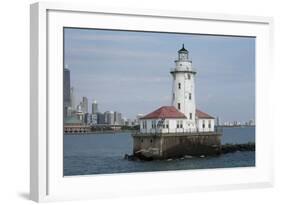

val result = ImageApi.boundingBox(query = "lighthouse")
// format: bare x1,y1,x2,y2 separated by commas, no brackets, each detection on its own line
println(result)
171,44,196,132
132,44,221,160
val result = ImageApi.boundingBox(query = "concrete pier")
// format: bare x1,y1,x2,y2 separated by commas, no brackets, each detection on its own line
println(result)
132,132,222,160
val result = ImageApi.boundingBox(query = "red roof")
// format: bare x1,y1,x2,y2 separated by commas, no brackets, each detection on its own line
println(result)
140,106,186,119
196,109,214,119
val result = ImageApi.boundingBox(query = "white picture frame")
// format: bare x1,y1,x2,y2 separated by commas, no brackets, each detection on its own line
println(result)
30,2,274,202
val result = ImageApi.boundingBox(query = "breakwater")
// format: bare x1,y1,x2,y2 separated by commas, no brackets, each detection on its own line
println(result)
125,142,255,161
221,142,255,154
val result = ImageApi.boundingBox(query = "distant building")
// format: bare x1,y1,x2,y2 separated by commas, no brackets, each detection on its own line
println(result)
104,111,114,125
216,117,220,126
81,97,88,113
120,118,126,126
70,87,75,110
249,119,255,126
76,104,84,122
92,101,98,114
114,111,122,125
126,119,133,126
64,116,90,133
63,67,71,117
84,113,98,125
97,112,105,124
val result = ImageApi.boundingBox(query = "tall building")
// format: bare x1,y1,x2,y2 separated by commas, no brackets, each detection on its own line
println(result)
63,67,71,117
81,97,88,113
104,111,114,125
97,112,105,124
114,111,122,125
92,101,98,114
70,87,75,110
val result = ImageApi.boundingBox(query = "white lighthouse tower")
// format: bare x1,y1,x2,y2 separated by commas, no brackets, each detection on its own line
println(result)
171,44,196,131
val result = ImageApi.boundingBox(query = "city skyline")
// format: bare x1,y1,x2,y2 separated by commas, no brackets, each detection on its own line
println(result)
64,28,255,122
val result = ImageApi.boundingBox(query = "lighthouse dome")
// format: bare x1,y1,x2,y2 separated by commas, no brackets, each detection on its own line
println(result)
178,44,188,53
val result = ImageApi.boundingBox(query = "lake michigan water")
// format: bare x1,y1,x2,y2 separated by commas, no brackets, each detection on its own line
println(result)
64,127,255,176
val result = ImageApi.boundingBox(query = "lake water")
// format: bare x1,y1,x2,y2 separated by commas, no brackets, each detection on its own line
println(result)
64,127,255,176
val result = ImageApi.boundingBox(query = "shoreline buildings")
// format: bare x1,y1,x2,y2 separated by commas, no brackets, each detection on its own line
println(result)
132,45,221,159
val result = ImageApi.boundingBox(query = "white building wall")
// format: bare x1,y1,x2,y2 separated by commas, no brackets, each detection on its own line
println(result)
140,118,197,134
197,118,215,132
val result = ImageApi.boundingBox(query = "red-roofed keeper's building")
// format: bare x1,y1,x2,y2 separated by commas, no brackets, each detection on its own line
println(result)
139,106,215,133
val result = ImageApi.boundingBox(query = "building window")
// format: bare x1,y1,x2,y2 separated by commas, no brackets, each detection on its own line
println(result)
178,83,181,89
142,121,147,129
188,74,191,79
203,120,205,128
151,120,155,128
166,120,169,129
150,139,153,143
190,113,192,119
178,103,181,110
208,120,211,128
189,93,192,100
177,120,183,128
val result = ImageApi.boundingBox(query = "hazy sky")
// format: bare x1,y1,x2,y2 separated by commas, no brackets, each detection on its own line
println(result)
64,28,255,123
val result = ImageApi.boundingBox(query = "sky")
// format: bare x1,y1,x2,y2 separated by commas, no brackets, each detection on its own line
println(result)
64,28,255,123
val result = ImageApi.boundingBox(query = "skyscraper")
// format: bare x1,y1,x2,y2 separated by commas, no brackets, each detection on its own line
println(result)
63,67,71,117
81,97,88,113
97,112,105,124
114,111,122,125
70,87,75,110
104,111,114,125
92,101,98,114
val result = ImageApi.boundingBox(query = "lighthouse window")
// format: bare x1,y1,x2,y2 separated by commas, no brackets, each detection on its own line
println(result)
189,93,192,100
173,93,175,100
189,113,192,119
188,74,191,79
177,103,181,110
178,83,181,89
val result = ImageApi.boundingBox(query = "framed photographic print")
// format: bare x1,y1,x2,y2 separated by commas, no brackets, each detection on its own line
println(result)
30,2,274,202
